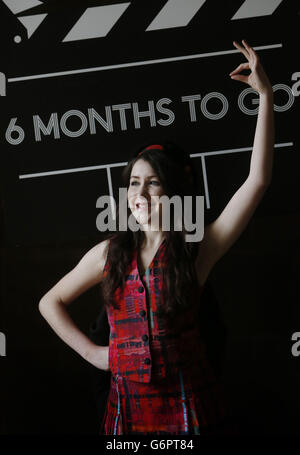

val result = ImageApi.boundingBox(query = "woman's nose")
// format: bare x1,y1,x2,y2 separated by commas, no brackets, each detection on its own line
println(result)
136,183,148,197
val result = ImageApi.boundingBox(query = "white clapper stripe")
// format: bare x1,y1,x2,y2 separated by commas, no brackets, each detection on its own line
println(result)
2,0,42,15
146,0,207,31
62,3,131,42
231,0,284,20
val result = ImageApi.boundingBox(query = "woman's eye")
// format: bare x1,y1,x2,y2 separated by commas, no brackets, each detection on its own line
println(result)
130,181,159,186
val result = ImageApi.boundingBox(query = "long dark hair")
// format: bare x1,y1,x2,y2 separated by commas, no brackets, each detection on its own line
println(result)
100,140,202,320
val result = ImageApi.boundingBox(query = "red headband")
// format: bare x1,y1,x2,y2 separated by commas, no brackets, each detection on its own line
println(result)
138,144,164,156
138,144,192,174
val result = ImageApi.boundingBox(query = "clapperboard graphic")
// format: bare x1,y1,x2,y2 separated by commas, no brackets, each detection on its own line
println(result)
1,0,298,246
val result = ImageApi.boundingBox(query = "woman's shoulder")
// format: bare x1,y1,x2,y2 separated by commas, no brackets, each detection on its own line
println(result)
79,238,111,280
95,238,111,270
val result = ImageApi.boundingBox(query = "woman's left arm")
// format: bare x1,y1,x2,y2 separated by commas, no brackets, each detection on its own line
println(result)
198,40,274,268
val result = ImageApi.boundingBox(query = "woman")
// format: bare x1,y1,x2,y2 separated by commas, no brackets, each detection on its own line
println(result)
39,40,274,435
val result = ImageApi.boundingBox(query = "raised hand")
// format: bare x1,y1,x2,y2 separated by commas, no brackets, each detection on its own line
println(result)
229,40,272,95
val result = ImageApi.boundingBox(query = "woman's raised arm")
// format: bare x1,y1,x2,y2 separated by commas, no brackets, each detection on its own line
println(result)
230,39,274,185
196,40,274,284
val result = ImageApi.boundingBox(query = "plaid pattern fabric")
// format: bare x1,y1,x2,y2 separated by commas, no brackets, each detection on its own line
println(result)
100,365,228,435
105,239,216,384
100,239,231,434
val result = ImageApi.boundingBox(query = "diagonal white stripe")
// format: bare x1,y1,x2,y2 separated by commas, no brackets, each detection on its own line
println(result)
146,0,207,31
190,142,293,158
8,43,282,82
2,0,42,15
62,3,131,42
231,0,284,20
19,162,129,179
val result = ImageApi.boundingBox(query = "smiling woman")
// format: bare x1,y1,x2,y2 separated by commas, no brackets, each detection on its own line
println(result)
101,140,201,320
38,40,274,435
127,159,164,230
97,141,230,435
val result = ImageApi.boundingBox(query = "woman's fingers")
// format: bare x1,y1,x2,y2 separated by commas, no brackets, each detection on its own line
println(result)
231,40,271,92
229,62,250,75
230,74,249,84
242,39,259,63
233,40,250,60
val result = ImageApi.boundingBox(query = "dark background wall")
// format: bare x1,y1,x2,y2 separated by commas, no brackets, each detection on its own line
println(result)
0,0,299,435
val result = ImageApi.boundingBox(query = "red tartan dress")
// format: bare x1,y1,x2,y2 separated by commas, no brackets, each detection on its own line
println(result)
100,238,230,435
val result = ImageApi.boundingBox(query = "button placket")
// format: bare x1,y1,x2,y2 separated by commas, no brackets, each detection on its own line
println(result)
134,254,153,374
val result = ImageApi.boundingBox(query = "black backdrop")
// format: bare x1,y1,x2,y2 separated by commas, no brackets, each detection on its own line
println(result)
0,0,299,435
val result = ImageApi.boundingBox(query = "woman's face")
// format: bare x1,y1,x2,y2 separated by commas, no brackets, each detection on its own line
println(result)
127,159,165,228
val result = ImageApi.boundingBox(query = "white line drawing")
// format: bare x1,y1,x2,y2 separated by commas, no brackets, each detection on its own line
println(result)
231,0,284,20
190,143,293,208
18,142,293,210
4,43,282,84
146,0,207,31
19,161,129,179
62,3,131,42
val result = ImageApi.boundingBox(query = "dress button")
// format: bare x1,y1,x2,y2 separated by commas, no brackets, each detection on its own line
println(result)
140,309,146,317
138,286,144,293
144,358,151,365
142,334,148,342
